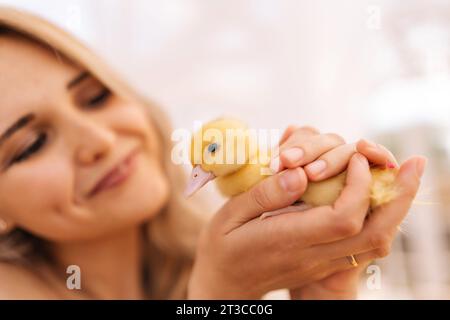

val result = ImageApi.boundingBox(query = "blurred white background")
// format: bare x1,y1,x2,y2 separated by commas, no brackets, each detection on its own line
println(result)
1,0,449,299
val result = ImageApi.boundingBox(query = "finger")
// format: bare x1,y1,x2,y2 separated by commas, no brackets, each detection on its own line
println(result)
281,133,345,168
356,139,398,167
216,167,308,233
313,156,427,260
279,125,300,144
305,140,397,182
370,156,426,223
270,127,321,173
288,251,374,295
267,153,371,247
272,132,345,173
304,143,356,181
327,250,383,275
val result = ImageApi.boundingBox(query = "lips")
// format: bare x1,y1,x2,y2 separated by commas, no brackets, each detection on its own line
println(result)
87,148,140,198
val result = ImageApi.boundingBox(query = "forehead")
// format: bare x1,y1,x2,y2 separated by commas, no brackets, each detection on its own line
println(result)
0,34,81,124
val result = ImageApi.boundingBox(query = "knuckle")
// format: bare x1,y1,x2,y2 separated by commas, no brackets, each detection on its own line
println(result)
375,244,392,258
280,125,299,141
297,126,320,135
296,256,320,273
329,209,363,237
325,133,346,144
311,269,329,282
369,231,392,251
285,124,299,133
250,184,272,212
334,218,362,237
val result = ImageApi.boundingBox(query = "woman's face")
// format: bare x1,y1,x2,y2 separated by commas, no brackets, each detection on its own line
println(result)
0,34,169,242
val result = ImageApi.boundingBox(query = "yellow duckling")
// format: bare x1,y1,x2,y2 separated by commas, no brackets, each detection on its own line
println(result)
185,118,399,213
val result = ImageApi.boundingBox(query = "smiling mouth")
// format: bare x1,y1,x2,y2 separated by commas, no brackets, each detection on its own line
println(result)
87,148,140,198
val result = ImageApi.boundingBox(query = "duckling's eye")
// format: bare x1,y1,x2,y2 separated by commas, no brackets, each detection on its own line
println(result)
208,143,218,153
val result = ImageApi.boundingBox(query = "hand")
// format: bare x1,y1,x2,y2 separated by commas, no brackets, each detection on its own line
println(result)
290,151,425,299
270,125,397,179
274,126,425,299
188,126,426,299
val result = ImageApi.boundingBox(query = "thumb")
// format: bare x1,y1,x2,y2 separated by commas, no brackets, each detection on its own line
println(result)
216,167,308,233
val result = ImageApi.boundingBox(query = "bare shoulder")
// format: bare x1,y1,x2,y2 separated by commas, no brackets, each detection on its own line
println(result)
0,262,60,299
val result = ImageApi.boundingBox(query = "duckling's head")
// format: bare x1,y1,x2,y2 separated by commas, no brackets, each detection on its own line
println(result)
185,118,256,196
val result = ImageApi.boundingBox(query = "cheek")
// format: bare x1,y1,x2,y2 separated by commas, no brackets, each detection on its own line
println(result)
0,158,73,235
109,102,152,135
86,151,170,227
110,102,161,153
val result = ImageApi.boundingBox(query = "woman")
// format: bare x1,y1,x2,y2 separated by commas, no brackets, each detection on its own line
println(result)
0,7,425,299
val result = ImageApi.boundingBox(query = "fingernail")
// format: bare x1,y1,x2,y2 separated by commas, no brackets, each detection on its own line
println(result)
306,159,327,175
415,157,427,178
386,161,396,169
279,168,303,192
270,156,281,173
282,147,304,164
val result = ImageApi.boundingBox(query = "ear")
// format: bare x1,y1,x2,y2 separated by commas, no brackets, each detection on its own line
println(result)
0,216,16,234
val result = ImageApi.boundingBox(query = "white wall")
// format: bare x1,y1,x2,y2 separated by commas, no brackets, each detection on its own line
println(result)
3,0,448,140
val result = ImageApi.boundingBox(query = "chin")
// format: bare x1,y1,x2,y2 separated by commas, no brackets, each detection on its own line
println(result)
104,158,170,227
126,172,170,223
71,155,171,239
26,169,170,243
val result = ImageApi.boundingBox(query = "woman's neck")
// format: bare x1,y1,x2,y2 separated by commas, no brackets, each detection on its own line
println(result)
49,226,145,299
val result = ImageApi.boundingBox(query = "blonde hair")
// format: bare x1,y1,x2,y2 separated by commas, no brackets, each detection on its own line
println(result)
0,6,206,299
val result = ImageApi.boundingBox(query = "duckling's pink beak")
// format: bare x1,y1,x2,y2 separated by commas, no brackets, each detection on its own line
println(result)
184,165,216,197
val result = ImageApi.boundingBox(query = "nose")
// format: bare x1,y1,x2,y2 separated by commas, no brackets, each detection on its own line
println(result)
70,115,116,165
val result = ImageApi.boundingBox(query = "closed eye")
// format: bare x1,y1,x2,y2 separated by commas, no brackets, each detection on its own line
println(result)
9,132,47,165
70,72,113,110
84,88,111,108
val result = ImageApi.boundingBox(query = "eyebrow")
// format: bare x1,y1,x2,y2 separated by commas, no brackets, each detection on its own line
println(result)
67,71,90,89
0,113,36,148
